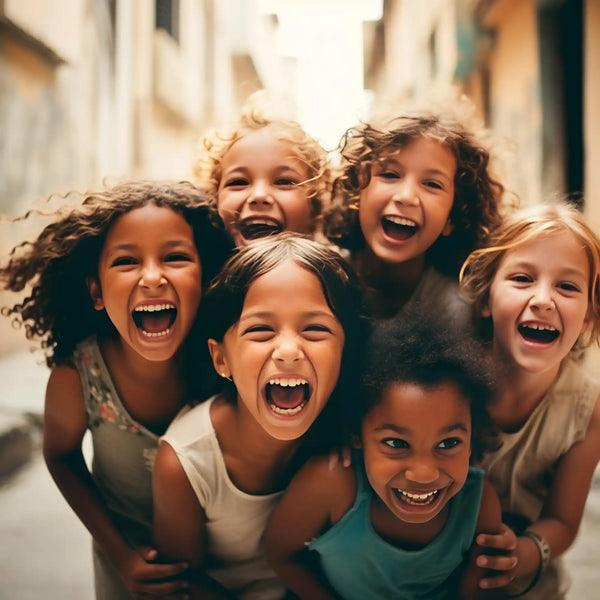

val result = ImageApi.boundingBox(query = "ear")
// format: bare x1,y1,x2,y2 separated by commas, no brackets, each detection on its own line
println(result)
208,338,230,379
441,218,454,237
481,303,492,318
86,277,105,311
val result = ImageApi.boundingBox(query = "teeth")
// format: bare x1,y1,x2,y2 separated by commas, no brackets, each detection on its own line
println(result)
270,402,306,416
141,327,171,338
134,303,176,312
524,323,557,331
245,219,278,226
401,490,437,500
385,216,416,227
267,378,308,387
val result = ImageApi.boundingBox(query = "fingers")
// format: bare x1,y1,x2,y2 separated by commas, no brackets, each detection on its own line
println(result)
478,571,516,590
476,553,518,572
476,531,518,551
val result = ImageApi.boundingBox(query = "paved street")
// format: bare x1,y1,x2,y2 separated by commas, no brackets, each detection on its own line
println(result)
0,348,598,598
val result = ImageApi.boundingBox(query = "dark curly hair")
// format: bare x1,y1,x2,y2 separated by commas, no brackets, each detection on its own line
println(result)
356,307,499,462
0,180,234,367
194,233,368,454
323,109,506,276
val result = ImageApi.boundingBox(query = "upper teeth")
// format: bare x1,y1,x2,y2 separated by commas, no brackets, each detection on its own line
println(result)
399,490,437,500
268,378,307,387
244,219,278,226
524,324,557,331
134,303,175,312
385,216,416,226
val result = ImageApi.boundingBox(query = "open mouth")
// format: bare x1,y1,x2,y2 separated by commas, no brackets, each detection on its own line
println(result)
265,378,310,416
381,216,418,241
132,303,177,338
393,488,442,507
518,323,559,344
238,219,283,241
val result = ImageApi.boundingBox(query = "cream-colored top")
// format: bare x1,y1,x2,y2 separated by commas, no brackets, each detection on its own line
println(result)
479,359,600,599
161,397,285,600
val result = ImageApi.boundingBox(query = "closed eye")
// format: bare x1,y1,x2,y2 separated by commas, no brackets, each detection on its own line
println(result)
275,178,297,186
165,252,193,262
423,180,443,190
110,256,137,267
378,171,400,180
558,282,582,293
224,178,248,187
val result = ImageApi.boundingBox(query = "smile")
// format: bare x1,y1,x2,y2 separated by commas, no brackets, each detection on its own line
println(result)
238,218,283,241
518,323,559,343
132,303,177,337
394,488,441,506
265,377,310,416
381,215,418,241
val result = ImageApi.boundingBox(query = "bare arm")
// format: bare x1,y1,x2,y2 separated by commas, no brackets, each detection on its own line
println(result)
264,456,353,600
458,478,506,599
153,440,235,600
43,365,188,599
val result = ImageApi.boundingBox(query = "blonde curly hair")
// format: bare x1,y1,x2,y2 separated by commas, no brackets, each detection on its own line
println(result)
193,92,332,231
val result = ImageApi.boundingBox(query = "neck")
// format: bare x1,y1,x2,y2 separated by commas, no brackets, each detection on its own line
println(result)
353,249,427,317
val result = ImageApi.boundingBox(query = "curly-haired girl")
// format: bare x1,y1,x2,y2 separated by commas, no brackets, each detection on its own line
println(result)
0,180,234,599
323,97,507,325
193,91,331,247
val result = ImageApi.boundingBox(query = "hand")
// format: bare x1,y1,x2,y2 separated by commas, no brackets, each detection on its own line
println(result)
476,523,519,589
327,445,352,470
118,546,190,599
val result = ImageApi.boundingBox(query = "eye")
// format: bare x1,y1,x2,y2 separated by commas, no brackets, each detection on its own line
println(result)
303,324,334,341
275,178,297,187
437,437,462,450
423,180,443,190
110,256,137,267
378,171,400,180
510,274,532,284
558,282,582,293
224,178,248,188
242,324,274,340
165,252,193,263
382,438,409,449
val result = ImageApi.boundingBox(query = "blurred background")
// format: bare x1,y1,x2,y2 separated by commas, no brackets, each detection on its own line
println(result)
0,1,599,597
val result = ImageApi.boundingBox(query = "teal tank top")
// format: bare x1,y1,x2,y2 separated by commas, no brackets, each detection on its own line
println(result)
308,464,484,600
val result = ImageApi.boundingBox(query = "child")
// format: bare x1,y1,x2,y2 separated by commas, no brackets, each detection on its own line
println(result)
193,91,331,247
264,311,504,600
152,234,365,600
323,97,506,324
460,200,600,598
0,180,234,599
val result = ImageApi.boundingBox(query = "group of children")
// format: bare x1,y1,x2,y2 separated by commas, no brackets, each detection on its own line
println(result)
1,90,599,600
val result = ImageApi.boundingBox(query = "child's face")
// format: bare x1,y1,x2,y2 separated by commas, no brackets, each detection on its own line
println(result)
217,128,313,247
361,381,471,526
483,229,591,373
88,204,202,362
358,136,456,266
208,261,345,441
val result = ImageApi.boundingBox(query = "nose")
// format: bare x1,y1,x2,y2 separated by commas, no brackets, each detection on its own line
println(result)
139,260,166,288
392,177,419,206
529,283,555,311
248,181,274,206
405,458,440,485
272,333,304,364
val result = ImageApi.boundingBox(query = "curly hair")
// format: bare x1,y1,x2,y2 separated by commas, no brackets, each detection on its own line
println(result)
323,107,506,276
0,180,234,367
357,307,499,463
194,233,367,454
460,199,600,350
193,95,332,231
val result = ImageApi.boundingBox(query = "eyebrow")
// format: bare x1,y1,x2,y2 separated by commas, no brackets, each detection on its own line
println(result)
239,310,337,322
104,239,195,257
508,260,588,279
374,422,469,435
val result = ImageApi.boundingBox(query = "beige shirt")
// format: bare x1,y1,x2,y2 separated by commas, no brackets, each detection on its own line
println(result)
479,359,600,599
162,397,285,600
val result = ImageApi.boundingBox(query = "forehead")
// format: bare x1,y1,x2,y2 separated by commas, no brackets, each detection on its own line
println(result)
243,260,329,309
104,204,194,244
377,136,456,168
367,381,471,425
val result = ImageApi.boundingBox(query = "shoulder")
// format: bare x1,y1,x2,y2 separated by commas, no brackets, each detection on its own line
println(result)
46,363,83,400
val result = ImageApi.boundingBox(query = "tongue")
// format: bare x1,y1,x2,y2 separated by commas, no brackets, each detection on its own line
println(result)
268,385,305,409
139,311,172,334
382,220,416,241
239,222,283,240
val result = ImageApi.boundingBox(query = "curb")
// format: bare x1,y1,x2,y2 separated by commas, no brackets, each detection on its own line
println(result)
0,411,43,481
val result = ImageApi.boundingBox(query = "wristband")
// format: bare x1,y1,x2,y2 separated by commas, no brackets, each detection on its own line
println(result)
509,530,551,597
